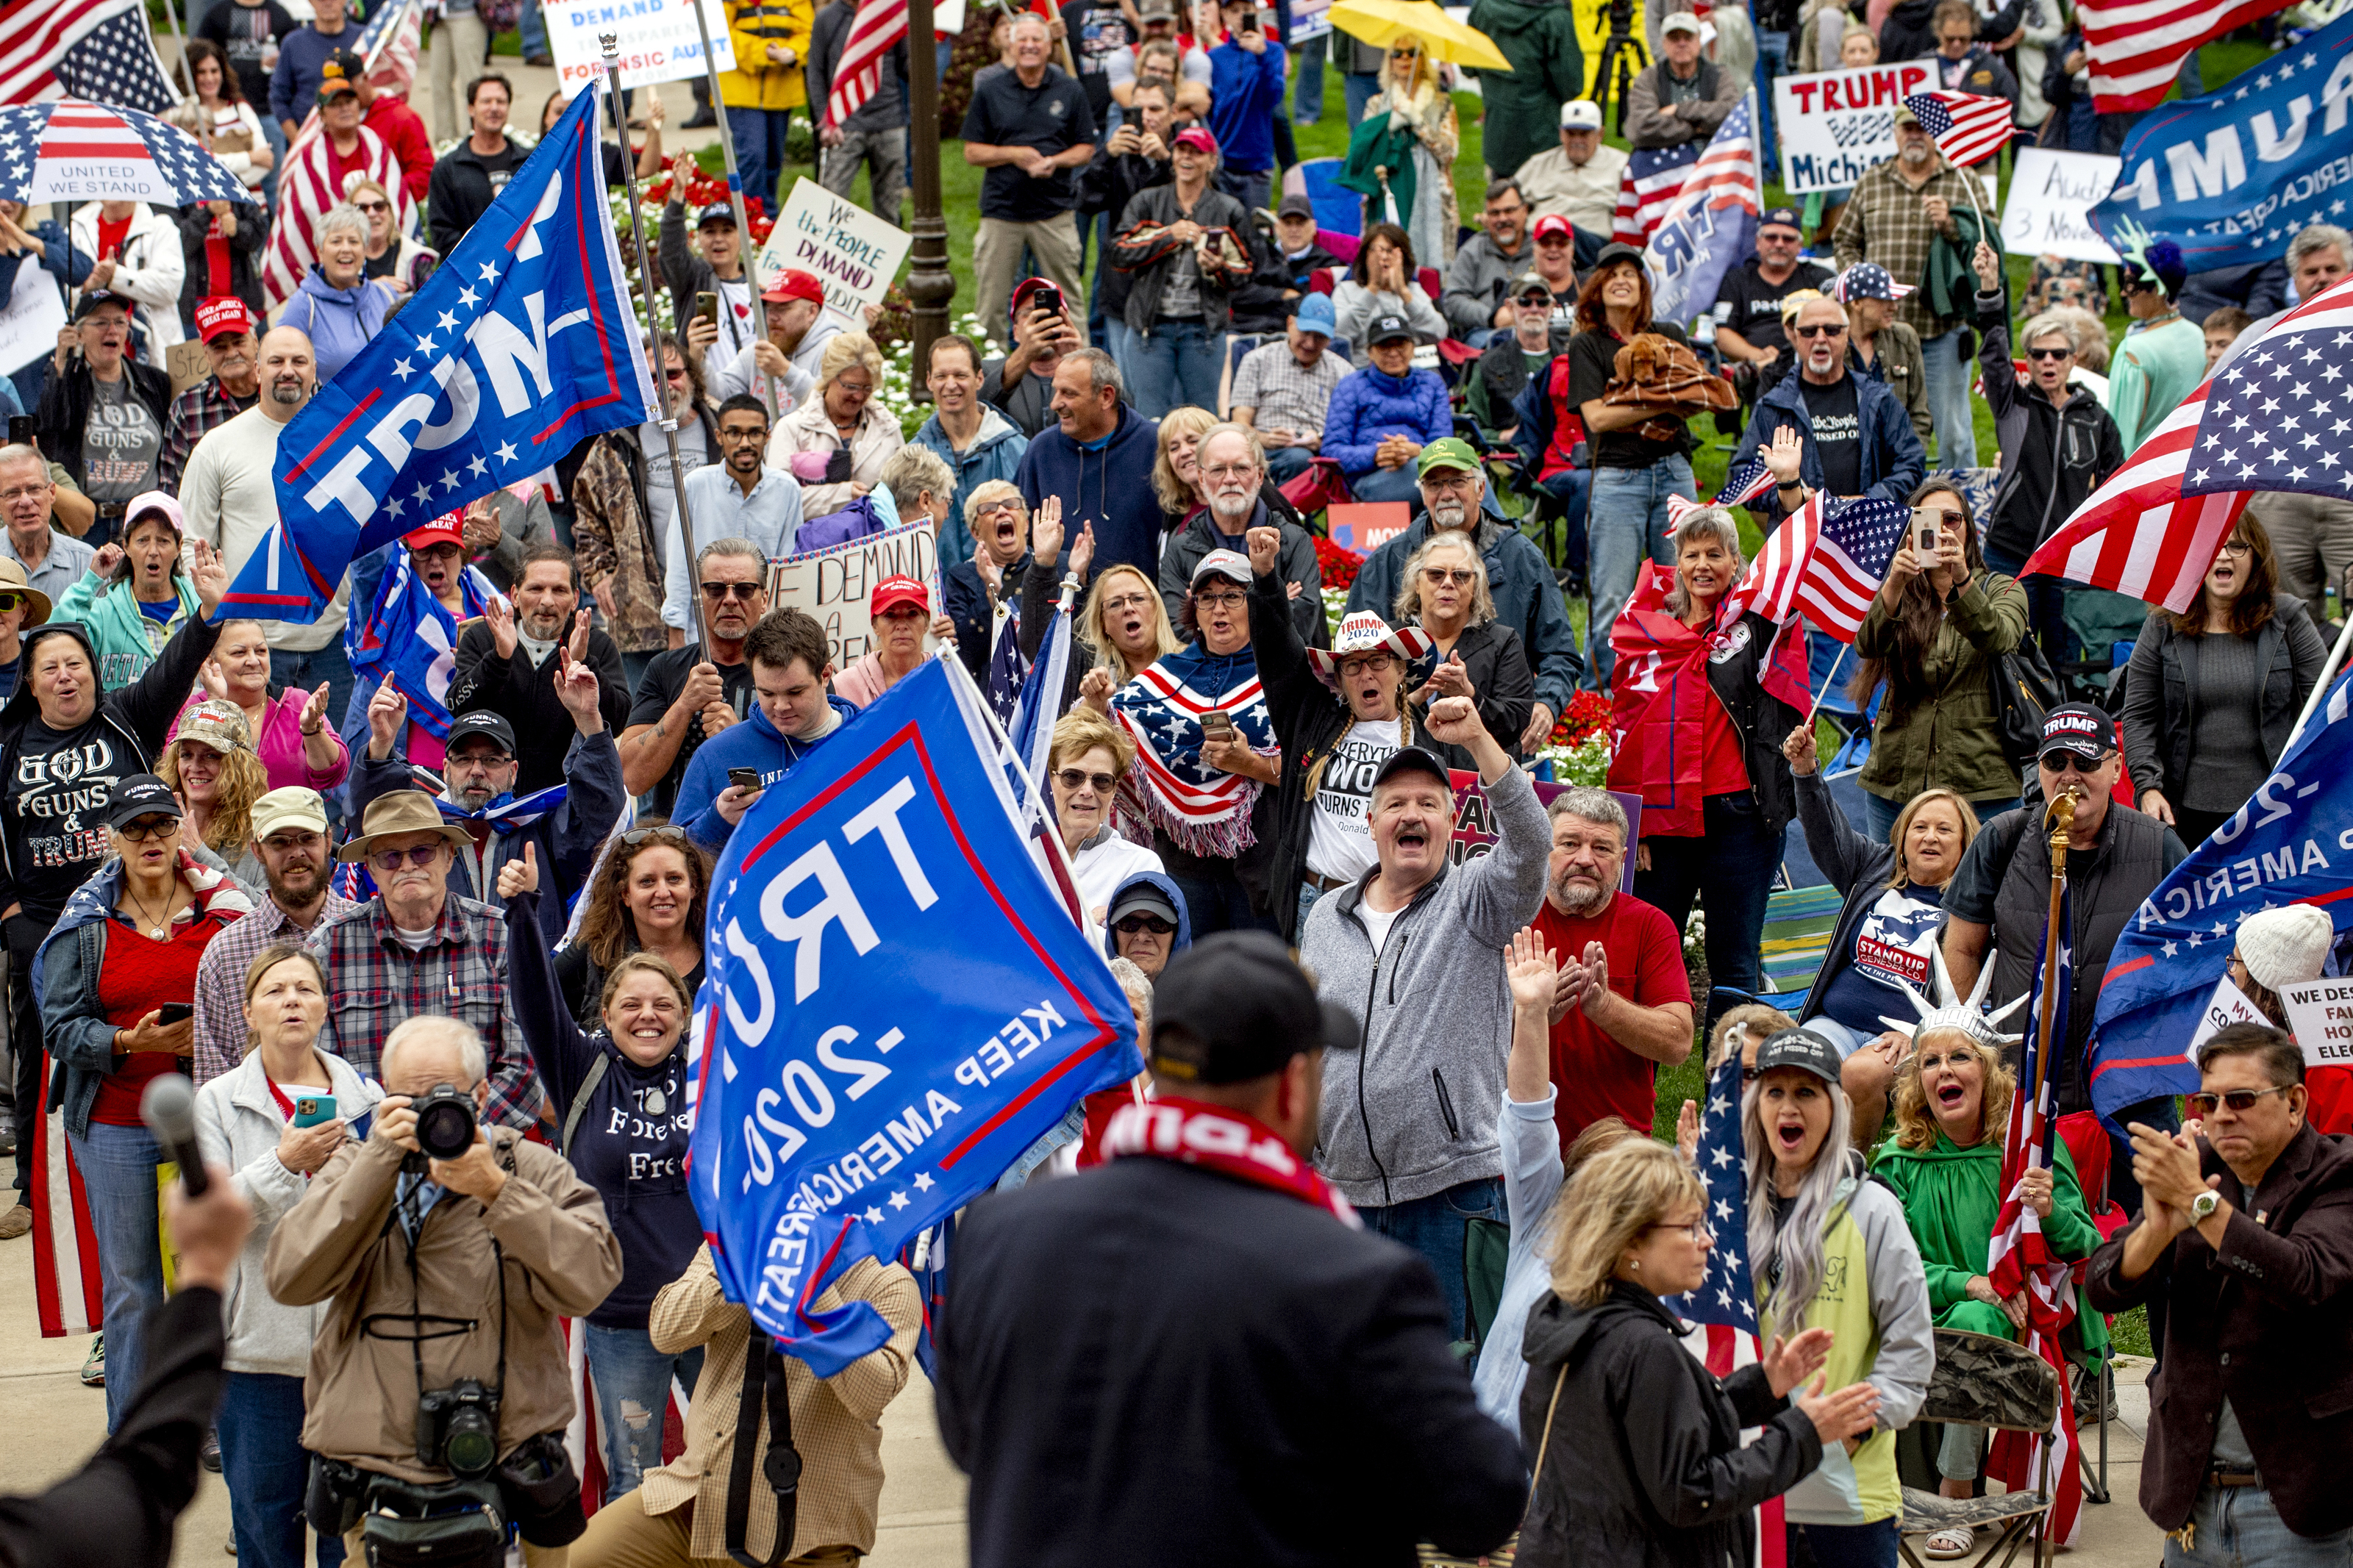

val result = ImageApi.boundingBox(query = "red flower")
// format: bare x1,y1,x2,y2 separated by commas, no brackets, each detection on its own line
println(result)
1314,533,1362,592
1548,689,1613,749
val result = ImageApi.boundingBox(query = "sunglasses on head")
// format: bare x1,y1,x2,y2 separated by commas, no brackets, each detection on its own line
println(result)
368,844,443,872
1114,914,1176,934
621,824,692,848
1056,767,1117,794
2188,1084,2295,1117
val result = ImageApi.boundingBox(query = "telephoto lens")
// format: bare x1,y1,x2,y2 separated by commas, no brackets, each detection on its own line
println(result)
411,1084,479,1161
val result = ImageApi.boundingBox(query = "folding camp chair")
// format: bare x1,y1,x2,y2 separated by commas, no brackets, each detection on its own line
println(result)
1896,1329,2063,1568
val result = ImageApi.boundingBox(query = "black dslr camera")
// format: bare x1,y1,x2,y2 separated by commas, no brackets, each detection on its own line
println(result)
418,1378,503,1478
410,1082,478,1164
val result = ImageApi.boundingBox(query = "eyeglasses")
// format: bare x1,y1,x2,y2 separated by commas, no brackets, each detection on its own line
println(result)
1649,1220,1713,1242
664,366,691,382
116,816,178,842
1193,590,1246,609
1101,592,1153,613
0,484,49,505
368,844,444,871
2218,540,2253,556
1056,767,1118,794
1337,654,1395,678
620,824,692,848
701,581,763,601
1200,463,1258,482
2188,1084,2296,1117
2027,346,2074,362
1918,509,1965,529
261,831,323,852
1113,914,1176,934
1421,567,1477,585
1792,323,1847,338
974,499,1024,518
447,749,510,770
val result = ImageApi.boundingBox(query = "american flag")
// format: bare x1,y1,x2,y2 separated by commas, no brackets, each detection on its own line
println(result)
2182,273,2353,506
1984,892,2086,1544
0,99,251,208
1646,97,1763,326
1725,493,1912,641
1902,90,2013,168
2079,0,2293,112
1717,454,1777,508
1612,142,1699,246
1669,1054,1788,1568
0,0,176,114
826,0,905,129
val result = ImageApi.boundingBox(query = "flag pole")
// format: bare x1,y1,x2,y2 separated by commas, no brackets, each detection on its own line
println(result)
603,34,709,665
2283,604,2353,753
2031,790,2074,1114
683,0,756,246
1807,640,1847,720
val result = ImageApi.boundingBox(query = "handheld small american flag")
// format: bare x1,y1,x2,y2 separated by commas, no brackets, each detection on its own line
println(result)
0,0,176,113
1717,455,1777,508
1726,493,1911,641
1613,142,1700,246
2182,272,2353,506
1903,90,2013,168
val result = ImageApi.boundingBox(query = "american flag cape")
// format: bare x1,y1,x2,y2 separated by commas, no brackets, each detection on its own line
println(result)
1613,142,1700,246
260,0,423,311
1724,493,1913,642
345,546,506,740
2078,0,2293,112
0,0,176,113
2182,271,2353,509
1671,1054,1788,1568
1902,90,2013,168
1107,645,1274,859
29,1079,101,1336
1985,889,2085,1543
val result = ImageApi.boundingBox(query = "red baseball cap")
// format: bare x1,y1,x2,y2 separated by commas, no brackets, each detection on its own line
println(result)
194,296,255,343
403,512,464,551
871,576,929,616
760,268,825,306
1532,213,1574,242
1172,125,1218,156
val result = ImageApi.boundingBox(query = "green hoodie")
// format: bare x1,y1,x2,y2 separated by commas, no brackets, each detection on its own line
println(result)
1873,1127,2110,1355
52,569,198,692
1463,0,1584,182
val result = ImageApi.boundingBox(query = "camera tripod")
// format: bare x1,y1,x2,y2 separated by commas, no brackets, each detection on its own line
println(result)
1593,0,1649,137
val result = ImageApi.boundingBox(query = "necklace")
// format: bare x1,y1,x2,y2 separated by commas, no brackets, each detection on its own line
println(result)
123,879,179,940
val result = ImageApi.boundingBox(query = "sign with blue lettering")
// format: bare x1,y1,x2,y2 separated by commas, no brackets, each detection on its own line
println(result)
2087,12,2353,274
2090,668,2353,1129
685,656,1141,1372
544,0,736,97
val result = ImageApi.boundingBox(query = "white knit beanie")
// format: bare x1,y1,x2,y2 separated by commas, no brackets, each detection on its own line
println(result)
2235,903,2335,994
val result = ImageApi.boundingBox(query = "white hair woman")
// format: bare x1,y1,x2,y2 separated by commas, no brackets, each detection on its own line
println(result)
282,201,390,382
769,331,905,517
1743,1027,1935,1568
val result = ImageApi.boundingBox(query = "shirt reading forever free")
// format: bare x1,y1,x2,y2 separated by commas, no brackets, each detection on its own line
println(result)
83,373,162,504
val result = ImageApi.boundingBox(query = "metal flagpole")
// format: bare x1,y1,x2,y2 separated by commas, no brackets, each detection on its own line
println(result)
159,0,196,97
603,35,710,664
685,0,755,243
2283,605,2353,753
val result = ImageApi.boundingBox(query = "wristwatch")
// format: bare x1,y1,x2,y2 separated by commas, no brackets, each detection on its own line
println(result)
2190,1190,2221,1222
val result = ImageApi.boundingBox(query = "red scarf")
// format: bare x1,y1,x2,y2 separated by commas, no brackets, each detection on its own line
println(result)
1098,1096,1359,1227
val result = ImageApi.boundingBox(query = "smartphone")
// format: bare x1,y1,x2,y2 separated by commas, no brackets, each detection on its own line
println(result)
1240,3,1257,30
1201,710,1235,742
728,767,763,792
7,416,32,448
1914,511,1940,555
1032,282,1063,321
156,1001,194,1025
293,1094,338,1128
694,290,718,325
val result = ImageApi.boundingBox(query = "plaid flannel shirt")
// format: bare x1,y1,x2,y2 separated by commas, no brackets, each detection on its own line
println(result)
305,893,545,1128
1229,340,1353,443
160,377,257,496
190,892,362,1086
1831,156,1993,341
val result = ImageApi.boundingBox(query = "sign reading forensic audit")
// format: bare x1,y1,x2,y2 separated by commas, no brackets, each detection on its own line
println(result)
1773,63,1935,194
687,659,1140,1369
545,0,735,93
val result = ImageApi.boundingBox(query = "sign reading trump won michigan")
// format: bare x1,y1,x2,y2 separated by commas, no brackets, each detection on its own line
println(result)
686,656,1142,1371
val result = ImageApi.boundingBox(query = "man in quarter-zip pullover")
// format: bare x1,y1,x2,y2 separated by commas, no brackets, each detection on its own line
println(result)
1296,692,1547,1341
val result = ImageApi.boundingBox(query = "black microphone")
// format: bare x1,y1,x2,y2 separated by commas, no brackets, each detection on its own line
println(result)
140,1073,210,1198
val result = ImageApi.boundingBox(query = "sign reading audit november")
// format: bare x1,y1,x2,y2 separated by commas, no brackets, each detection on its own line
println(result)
688,659,1140,1367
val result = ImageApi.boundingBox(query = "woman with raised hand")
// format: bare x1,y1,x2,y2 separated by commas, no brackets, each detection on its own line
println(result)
54,493,199,690
185,618,347,795
551,821,713,1027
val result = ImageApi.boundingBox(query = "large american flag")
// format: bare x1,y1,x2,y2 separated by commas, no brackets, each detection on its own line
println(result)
1613,142,1700,246
1726,493,1912,641
1646,97,1763,326
825,0,905,129
1984,892,2085,1544
0,99,252,207
2183,272,2353,506
2078,0,2293,112
1903,89,2013,169
0,0,176,114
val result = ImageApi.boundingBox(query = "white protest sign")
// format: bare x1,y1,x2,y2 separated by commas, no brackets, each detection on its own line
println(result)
1772,62,1937,195
544,0,735,97
2281,977,2353,1068
0,259,65,376
1999,148,2121,264
766,519,942,673
758,179,913,330
2186,975,2271,1064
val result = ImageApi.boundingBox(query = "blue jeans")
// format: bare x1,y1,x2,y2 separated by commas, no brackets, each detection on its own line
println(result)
2165,1483,2353,1568
1127,318,1224,420
1537,468,1591,576
258,114,287,215
728,106,793,218
1586,457,1695,690
1266,444,1313,483
1359,1176,1504,1342
1635,792,1779,995
583,1322,706,1501
518,0,547,54
1343,70,1382,127
1164,868,1275,937
1794,1518,1900,1568
1921,329,1979,471
69,1120,164,1433
1349,463,1423,504
220,1372,346,1568
1293,32,1327,123
1101,316,1134,383
1216,166,1271,216
1753,29,1788,165
1860,790,2019,843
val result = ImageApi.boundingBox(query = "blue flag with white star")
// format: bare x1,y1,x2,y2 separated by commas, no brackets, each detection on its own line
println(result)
1666,1054,1757,1330
224,83,652,625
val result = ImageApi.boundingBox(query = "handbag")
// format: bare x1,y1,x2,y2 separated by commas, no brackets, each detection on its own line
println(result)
1987,638,2062,767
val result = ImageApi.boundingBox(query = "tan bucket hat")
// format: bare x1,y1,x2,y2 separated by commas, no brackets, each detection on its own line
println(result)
0,558,52,627
335,789,473,863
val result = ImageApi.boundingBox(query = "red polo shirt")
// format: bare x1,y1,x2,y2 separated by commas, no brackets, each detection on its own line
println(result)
1533,889,1691,1158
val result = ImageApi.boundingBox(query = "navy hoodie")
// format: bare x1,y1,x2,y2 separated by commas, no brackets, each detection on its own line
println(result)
1015,400,1164,581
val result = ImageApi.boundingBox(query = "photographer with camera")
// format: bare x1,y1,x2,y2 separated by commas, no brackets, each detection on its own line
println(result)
264,1014,622,1568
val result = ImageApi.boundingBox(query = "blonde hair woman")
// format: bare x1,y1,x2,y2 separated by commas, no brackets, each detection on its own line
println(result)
770,330,904,517
1048,706,1161,928
1347,40,1460,273
1517,1133,1878,1568
346,177,437,300
1151,406,1219,522
160,698,270,887
1076,565,1184,712
1394,531,1532,764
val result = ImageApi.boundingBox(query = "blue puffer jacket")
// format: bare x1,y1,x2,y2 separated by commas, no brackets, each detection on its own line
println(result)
912,407,1029,568
1322,365,1452,478
281,265,390,384
1727,366,1927,522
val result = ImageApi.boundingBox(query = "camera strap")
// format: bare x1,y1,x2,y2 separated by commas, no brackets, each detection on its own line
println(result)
723,1338,801,1568
362,1169,510,1443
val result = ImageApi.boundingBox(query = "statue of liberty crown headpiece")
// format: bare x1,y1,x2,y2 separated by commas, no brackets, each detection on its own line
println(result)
1877,942,2029,1048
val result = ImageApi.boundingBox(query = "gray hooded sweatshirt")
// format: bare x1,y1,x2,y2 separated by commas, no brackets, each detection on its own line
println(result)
1299,763,1549,1209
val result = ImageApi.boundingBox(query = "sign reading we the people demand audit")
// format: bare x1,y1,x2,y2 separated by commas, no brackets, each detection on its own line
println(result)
766,520,941,673
545,0,735,96
1773,63,1936,194
758,179,913,331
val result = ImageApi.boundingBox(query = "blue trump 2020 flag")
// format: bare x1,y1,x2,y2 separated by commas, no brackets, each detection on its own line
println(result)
2090,668,2353,1128
685,654,1141,1372
224,85,653,623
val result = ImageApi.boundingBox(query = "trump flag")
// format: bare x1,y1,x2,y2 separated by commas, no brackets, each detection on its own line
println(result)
685,655,1142,1371
224,83,653,623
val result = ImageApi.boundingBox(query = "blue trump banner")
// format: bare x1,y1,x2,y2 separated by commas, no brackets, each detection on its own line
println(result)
1646,96,1763,328
2088,12,2353,274
685,655,1140,1372
224,84,653,623
2090,669,2353,1128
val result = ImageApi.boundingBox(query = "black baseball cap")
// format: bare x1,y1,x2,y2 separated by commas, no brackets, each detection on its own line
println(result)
1276,193,1316,221
72,289,132,322
1754,1027,1841,1085
2038,702,2116,765
106,773,182,830
1107,881,1181,927
444,711,517,756
1594,240,1646,271
1366,312,1415,346
1758,205,1803,234
1371,744,1452,792
1149,932,1360,1084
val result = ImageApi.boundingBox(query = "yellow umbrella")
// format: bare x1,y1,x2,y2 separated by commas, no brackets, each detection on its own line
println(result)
1327,0,1513,71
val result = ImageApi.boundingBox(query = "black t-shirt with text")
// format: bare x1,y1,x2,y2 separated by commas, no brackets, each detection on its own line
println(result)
1566,321,1695,469
196,0,299,115
1799,372,1863,498
960,66,1099,224
1711,256,1835,362
4,717,132,925
628,647,754,818
1061,0,1135,120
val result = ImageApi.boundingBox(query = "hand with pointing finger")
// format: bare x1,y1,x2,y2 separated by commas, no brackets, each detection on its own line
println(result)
556,647,603,733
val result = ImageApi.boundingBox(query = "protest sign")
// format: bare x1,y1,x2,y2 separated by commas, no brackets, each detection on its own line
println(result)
2185,975,2270,1064
1999,148,2121,264
543,0,735,95
766,520,941,673
2282,978,2353,1067
1291,0,1331,40
1772,63,1935,194
1449,772,1641,892
757,179,913,329
0,256,64,376
1326,503,1411,555
687,656,1141,1369
2088,12,2353,273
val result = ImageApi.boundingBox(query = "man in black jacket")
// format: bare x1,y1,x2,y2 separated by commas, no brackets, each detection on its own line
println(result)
935,932,1526,1568
1157,425,1324,647
445,540,631,794
1075,78,1174,372
807,0,907,227
425,73,525,257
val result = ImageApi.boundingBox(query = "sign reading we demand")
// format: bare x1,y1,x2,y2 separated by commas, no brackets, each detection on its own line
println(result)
1774,63,1936,195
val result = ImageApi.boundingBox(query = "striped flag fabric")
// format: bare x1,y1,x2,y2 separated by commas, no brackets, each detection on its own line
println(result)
0,0,176,113
1612,142,1700,246
262,0,423,310
1644,96,1763,326
0,99,254,208
825,0,906,129
2183,272,2353,505
30,1081,101,1338
2079,0,2293,112
1902,89,2013,168
1717,454,1777,508
1725,493,1912,641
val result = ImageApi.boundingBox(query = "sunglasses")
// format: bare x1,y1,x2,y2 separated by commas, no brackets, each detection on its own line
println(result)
368,844,443,871
0,594,24,612
701,581,763,601
621,824,692,848
117,816,179,842
1056,767,1117,794
2038,751,2107,774
354,199,389,215
1792,322,1846,338
2027,346,2074,362
2188,1084,2295,1117
1114,914,1176,935
1421,567,1477,585
664,366,691,382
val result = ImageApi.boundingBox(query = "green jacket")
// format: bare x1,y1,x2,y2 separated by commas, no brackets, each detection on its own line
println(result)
52,570,198,691
1874,1128,2110,1355
1855,570,2027,805
1463,0,1583,180
1921,207,2002,326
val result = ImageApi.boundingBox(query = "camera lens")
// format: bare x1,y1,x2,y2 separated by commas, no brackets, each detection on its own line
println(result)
414,1086,477,1161
442,1405,499,1478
